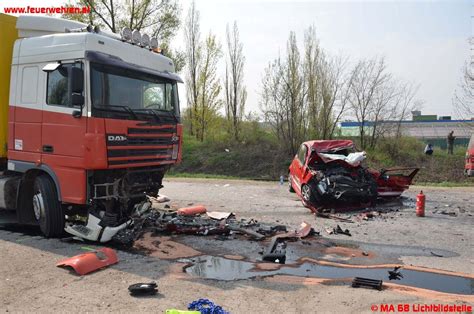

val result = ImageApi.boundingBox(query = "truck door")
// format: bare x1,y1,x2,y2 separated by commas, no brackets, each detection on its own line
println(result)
41,62,87,203
10,65,43,164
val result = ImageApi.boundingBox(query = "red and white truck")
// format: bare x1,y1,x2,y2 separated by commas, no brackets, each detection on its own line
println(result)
0,14,183,241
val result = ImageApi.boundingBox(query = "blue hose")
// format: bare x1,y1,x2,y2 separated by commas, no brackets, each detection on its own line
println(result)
188,298,229,314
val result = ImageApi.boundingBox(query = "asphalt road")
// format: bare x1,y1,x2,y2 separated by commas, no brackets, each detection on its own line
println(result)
0,178,472,313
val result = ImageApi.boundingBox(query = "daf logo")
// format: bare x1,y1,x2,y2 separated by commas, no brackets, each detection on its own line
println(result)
108,135,127,141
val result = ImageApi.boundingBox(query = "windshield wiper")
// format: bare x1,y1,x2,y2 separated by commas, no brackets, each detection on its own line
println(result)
135,108,178,124
152,109,179,123
134,108,162,123
97,104,139,120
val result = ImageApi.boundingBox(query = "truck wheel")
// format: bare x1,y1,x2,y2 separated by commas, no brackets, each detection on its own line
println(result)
33,175,64,237
288,176,295,193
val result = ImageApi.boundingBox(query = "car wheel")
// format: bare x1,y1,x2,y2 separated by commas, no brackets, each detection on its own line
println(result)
33,175,65,237
301,184,313,202
288,176,295,193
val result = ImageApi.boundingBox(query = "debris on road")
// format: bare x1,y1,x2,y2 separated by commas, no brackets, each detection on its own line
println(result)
112,208,312,248
439,210,457,216
188,298,229,314
128,282,158,296
178,205,207,216
352,277,383,291
166,310,200,314
430,251,444,257
326,225,351,236
227,225,265,240
295,221,312,238
155,195,171,203
388,266,403,280
316,212,354,223
56,248,118,276
262,237,287,264
206,211,234,220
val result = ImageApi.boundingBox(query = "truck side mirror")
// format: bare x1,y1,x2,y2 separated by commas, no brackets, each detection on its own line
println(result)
69,67,84,94
71,94,84,108
68,67,84,108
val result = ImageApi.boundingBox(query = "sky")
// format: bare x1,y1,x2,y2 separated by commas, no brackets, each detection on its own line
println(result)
3,0,472,117
185,0,472,118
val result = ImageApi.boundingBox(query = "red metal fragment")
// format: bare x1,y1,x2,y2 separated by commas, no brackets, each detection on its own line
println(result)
56,247,118,275
177,205,207,216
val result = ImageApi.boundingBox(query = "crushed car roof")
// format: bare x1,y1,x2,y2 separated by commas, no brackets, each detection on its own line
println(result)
304,140,354,153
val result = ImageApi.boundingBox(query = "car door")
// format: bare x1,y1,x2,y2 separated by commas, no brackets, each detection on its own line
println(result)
290,144,308,192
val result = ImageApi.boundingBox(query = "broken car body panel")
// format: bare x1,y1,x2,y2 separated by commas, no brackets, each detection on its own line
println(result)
56,248,118,275
370,167,420,197
465,134,474,177
289,140,419,212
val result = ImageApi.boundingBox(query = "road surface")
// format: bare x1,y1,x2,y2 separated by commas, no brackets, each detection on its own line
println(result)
0,178,472,313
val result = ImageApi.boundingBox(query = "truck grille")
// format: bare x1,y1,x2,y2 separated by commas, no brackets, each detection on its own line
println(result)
106,125,177,168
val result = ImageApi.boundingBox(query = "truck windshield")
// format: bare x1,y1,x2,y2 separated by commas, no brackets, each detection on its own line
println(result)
90,63,179,117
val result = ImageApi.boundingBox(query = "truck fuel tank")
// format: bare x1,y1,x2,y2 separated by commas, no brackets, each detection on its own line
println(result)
0,174,20,210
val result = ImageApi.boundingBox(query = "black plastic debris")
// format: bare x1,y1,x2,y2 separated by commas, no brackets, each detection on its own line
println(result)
262,237,287,264
352,277,383,290
333,225,351,236
388,266,403,280
112,209,284,246
128,282,158,296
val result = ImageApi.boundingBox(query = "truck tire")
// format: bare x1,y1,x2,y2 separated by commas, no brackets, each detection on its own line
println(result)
33,174,64,237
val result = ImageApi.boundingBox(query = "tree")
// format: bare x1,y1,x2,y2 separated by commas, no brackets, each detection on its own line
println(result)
392,82,421,139
224,22,247,141
183,1,201,136
260,32,306,155
194,33,222,141
261,28,346,153
260,57,286,145
261,28,421,153
62,0,184,70
303,26,320,139
453,61,474,122
281,31,306,154
348,57,391,149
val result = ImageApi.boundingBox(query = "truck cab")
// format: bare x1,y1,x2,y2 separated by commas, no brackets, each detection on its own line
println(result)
0,14,183,241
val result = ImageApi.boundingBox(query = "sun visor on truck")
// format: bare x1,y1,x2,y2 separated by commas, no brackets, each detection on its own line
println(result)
85,51,183,83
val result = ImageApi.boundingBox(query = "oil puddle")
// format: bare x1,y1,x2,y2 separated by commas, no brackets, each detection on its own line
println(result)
183,256,473,295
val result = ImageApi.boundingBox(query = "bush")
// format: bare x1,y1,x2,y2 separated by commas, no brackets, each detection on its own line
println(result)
365,137,469,184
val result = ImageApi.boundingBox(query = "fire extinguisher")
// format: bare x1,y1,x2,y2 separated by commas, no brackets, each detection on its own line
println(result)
416,191,425,217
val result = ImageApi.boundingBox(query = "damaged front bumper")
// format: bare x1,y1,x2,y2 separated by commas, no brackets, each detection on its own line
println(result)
65,213,132,243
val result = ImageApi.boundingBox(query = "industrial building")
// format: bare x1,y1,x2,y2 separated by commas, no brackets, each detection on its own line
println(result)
339,111,474,148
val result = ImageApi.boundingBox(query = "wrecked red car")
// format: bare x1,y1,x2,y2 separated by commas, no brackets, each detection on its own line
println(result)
465,134,474,177
288,140,419,212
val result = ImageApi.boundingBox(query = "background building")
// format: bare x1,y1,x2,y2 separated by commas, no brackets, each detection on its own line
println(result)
339,111,474,148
